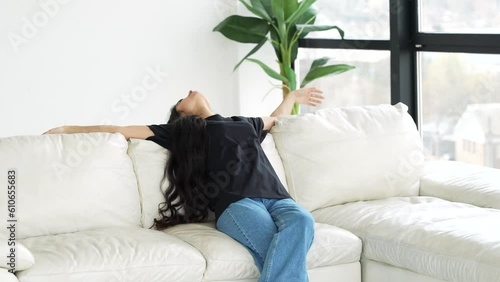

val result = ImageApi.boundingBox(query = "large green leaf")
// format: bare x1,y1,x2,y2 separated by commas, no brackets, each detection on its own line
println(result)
241,0,271,22
272,0,285,23
296,6,318,38
309,57,330,71
297,5,317,25
270,28,282,60
213,16,269,43
286,0,316,24
254,0,273,18
288,25,299,63
284,65,297,91
301,64,355,88
284,0,299,19
272,0,286,38
290,40,298,64
297,25,344,39
247,58,290,83
233,38,267,71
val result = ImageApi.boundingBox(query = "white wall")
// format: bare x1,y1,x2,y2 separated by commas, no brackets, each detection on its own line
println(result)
0,0,240,138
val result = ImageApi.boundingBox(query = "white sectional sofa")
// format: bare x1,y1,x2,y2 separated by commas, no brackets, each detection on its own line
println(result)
1,103,499,282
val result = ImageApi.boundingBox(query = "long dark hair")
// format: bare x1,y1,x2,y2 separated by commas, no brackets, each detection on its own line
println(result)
153,104,210,230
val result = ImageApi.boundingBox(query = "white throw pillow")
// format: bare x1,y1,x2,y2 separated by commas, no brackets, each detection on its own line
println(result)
127,134,289,228
0,233,35,272
271,103,424,211
0,133,142,239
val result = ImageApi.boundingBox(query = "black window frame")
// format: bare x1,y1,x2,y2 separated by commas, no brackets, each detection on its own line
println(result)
298,0,500,128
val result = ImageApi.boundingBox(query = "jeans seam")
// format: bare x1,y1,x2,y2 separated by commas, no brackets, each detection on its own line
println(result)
262,232,279,282
262,209,286,282
226,208,265,262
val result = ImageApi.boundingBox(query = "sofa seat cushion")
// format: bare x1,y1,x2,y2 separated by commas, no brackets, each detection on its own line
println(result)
164,221,361,281
16,227,205,282
312,196,500,282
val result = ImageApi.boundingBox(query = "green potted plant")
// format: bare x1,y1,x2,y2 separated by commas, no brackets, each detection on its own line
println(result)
214,0,355,114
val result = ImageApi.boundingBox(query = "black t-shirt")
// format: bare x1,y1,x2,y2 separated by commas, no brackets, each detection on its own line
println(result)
146,114,291,220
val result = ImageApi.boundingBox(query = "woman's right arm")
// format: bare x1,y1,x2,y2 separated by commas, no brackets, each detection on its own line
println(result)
42,125,154,141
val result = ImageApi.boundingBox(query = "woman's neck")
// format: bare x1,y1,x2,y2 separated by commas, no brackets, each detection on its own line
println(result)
198,109,216,119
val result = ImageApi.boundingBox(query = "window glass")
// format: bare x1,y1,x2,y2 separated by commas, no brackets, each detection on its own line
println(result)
419,52,500,168
419,0,500,33
306,0,390,39
297,48,390,113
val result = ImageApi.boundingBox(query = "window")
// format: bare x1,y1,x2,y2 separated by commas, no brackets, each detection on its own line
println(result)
297,49,390,113
419,0,500,34
420,52,500,166
298,0,392,113
298,0,500,168
311,0,390,39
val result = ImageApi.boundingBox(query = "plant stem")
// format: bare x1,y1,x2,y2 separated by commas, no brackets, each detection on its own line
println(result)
291,103,300,115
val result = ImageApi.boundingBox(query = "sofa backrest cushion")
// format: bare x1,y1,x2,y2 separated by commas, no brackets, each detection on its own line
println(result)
127,134,289,228
127,138,169,228
271,103,424,211
261,134,289,191
0,133,141,239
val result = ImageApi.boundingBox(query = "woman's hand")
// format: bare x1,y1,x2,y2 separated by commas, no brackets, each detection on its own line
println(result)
42,126,66,135
293,87,324,107
271,87,325,117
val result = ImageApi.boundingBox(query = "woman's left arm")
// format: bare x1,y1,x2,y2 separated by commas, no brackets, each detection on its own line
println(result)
262,88,324,130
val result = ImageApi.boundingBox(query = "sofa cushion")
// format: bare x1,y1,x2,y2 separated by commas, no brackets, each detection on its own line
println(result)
312,196,500,282
260,134,289,191
421,160,500,209
0,133,141,238
127,138,170,228
0,268,19,282
271,103,424,212
0,233,35,271
164,221,361,281
16,227,205,282
127,134,289,228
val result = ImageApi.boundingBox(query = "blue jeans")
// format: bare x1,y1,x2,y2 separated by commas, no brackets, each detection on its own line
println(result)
216,197,315,282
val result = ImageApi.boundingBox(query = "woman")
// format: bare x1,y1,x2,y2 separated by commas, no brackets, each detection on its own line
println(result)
43,87,324,282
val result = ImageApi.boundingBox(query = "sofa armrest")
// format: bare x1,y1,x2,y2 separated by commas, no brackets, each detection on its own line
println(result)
0,235,35,273
420,161,500,209
0,268,19,282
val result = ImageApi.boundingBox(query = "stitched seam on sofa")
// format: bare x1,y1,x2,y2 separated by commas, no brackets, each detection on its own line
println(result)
359,257,444,280
170,228,358,264
202,278,259,282
276,129,418,144
307,243,361,267
359,234,499,269
21,263,206,277
360,244,461,281
308,242,362,257
360,246,493,281
311,217,497,269
203,258,255,263
127,142,146,227
170,233,256,262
